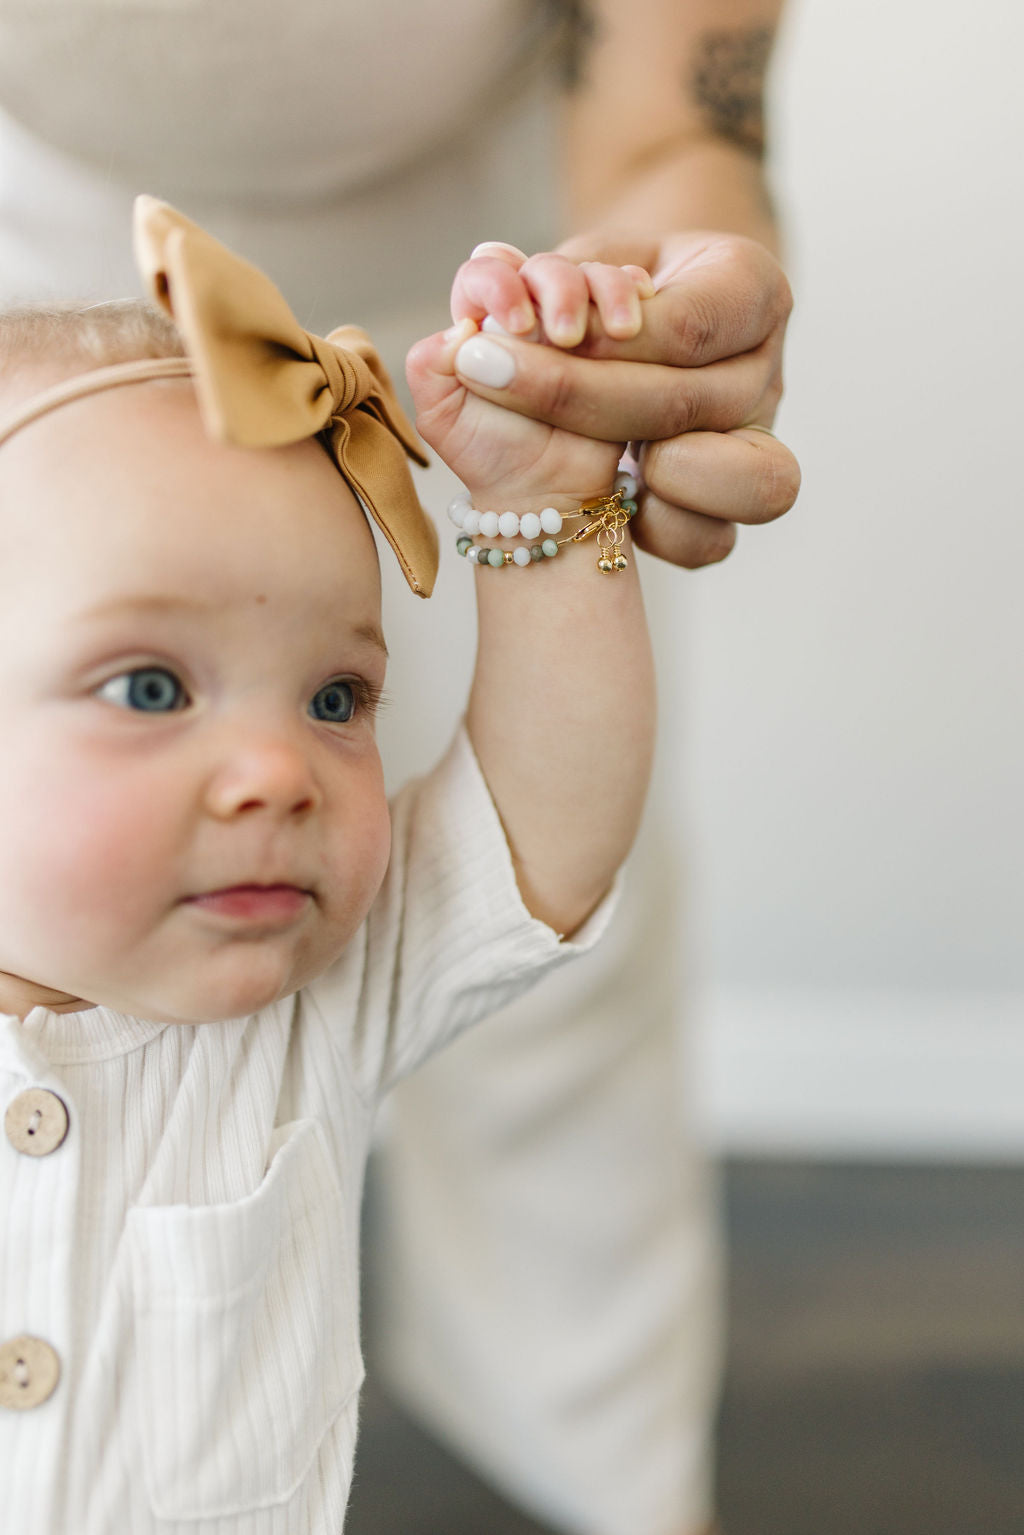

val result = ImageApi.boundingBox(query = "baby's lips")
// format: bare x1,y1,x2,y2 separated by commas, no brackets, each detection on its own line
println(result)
186,885,312,923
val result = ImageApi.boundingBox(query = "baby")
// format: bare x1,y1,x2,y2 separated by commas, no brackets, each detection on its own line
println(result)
0,200,654,1532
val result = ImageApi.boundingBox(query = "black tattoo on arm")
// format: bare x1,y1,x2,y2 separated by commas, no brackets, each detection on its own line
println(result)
691,27,774,157
547,0,599,88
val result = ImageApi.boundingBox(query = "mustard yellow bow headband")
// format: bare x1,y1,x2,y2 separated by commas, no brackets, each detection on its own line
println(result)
0,195,437,596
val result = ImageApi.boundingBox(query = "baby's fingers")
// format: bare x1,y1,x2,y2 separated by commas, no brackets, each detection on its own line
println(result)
406,320,474,437
451,251,537,337
513,252,590,347
578,261,653,341
517,254,652,347
452,244,653,348
515,257,654,348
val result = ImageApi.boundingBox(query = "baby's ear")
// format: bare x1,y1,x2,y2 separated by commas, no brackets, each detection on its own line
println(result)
404,319,475,433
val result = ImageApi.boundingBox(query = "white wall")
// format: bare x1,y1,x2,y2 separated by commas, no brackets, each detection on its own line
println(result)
691,0,1024,1158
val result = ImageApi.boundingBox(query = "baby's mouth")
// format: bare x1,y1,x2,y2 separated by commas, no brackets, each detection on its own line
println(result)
184,884,313,924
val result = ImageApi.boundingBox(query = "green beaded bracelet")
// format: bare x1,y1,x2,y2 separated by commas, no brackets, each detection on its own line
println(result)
457,537,559,567
455,488,636,574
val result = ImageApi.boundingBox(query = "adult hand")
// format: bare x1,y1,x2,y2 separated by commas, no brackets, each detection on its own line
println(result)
449,230,799,568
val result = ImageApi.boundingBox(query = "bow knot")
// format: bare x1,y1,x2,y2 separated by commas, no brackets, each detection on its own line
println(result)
133,196,437,596
308,331,363,419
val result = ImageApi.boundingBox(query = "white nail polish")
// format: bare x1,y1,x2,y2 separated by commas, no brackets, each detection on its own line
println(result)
470,240,528,261
455,335,516,389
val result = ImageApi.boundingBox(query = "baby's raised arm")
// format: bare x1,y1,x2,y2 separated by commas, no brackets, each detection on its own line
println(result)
406,263,656,936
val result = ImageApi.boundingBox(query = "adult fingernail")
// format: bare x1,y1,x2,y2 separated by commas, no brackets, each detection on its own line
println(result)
455,335,516,389
470,240,527,261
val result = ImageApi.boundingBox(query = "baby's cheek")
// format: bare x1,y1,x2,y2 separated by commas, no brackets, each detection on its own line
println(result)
285,786,391,998
335,789,392,929
8,758,179,937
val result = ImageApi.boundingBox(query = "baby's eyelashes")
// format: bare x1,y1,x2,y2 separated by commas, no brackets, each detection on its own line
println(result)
309,677,388,725
96,666,189,713
93,669,387,724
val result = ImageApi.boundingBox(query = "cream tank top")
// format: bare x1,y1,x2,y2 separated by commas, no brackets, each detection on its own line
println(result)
0,0,565,364
0,0,573,790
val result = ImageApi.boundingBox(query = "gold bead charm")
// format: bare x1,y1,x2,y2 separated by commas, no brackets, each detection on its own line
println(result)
544,488,634,576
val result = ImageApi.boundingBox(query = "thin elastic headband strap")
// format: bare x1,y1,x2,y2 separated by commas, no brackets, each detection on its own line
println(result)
0,356,193,449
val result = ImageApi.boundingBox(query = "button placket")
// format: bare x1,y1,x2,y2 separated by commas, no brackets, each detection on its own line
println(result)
2,1080,74,1422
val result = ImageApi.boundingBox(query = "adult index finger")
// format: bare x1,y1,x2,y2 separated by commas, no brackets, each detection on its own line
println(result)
452,329,769,442
563,233,792,369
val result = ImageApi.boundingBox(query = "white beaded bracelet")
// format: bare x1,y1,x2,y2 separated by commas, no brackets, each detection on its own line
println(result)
450,479,640,575
447,494,568,540
446,471,639,541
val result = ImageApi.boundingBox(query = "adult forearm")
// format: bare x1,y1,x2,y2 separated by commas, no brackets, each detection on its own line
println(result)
559,0,784,255
462,1,797,583
564,135,779,256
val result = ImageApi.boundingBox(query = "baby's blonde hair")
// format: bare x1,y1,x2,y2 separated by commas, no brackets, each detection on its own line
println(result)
0,300,184,388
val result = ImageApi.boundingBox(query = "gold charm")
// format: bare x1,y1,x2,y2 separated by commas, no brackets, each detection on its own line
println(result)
555,489,633,574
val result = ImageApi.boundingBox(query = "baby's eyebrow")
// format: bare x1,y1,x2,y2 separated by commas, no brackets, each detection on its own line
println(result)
77,595,388,658
78,593,213,622
352,621,389,660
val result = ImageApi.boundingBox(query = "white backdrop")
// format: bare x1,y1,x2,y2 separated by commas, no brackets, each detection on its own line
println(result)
691,0,1024,1158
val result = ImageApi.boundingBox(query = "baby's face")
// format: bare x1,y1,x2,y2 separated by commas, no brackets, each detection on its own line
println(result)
0,380,391,1022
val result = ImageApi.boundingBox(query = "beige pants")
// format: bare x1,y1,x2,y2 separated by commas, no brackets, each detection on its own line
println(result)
369,516,725,1535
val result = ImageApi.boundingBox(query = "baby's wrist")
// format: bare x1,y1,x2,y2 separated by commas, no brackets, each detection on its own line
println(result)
449,469,638,528
447,474,640,573
452,456,638,521
456,487,602,520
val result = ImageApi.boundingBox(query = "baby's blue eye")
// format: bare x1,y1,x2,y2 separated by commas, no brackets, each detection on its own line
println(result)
98,667,187,713
310,680,356,723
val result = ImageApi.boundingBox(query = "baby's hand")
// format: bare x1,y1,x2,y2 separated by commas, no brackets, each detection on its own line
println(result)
407,254,650,511
451,242,654,349
406,316,621,512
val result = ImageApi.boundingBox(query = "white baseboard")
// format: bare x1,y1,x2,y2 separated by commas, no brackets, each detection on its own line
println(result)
694,987,1024,1162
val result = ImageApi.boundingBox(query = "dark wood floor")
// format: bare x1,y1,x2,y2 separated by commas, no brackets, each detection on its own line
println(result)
348,1162,1024,1535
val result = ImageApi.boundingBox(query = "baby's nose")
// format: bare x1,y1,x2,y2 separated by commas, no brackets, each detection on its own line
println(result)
204,733,320,820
